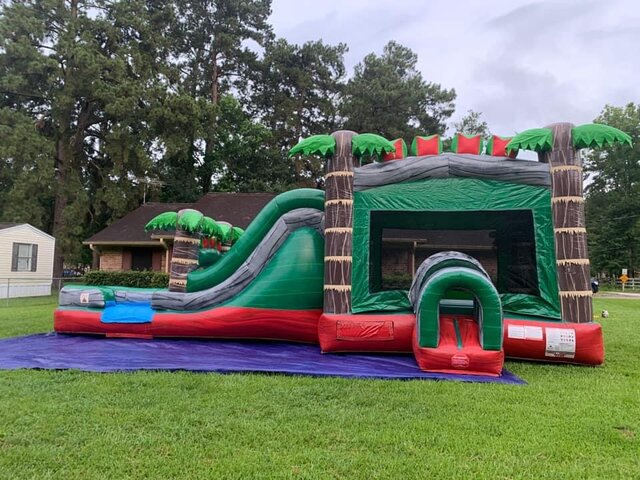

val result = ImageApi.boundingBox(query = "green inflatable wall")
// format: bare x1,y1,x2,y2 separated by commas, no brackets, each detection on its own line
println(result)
352,177,561,319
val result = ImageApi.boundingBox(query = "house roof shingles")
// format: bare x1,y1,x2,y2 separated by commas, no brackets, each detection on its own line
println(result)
0,223,21,230
191,193,276,229
85,193,277,245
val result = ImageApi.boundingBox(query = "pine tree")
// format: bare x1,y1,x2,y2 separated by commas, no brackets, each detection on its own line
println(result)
167,0,273,195
585,103,640,275
341,41,456,144
0,0,176,273
249,38,347,187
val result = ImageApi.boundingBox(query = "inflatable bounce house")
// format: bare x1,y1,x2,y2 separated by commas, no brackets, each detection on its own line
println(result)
55,122,632,377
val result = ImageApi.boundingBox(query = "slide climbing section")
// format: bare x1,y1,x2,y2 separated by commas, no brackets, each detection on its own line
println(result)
55,190,327,343
411,252,505,376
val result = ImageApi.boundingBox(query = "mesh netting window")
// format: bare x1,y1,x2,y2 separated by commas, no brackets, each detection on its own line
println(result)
369,210,539,296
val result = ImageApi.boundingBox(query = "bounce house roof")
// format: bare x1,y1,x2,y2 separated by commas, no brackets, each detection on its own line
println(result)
354,153,550,191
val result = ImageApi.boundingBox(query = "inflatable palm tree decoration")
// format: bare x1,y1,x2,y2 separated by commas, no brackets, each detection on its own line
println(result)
290,132,394,313
507,123,632,323
146,210,223,292
215,224,245,252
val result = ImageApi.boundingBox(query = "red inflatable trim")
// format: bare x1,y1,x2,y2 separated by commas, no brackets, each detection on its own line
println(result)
489,135,517,158
412,316,504,376
415,135,440,155
455,134,482,154
382,139,406,161
503,318,604,365
55,307,322,344
318,313,414,353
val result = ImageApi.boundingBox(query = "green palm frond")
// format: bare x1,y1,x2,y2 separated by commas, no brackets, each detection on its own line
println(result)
352,133,396,158
177,209,204,233
572,123,633,149
144,211,177,231
217,223,232,242
505,128,553,153
201,216,223,238
230,226,244,243
288,135,336,157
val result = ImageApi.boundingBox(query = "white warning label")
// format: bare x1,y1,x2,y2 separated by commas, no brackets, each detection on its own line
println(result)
507,325,543,341
524,326,543,340
545,328,576,359
507,325,524,339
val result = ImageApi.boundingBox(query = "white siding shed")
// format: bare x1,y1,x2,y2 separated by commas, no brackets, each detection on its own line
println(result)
0,223,55,298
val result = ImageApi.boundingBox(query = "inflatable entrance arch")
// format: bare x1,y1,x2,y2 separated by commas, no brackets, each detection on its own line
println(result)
412,252,504,376
412,251,503,351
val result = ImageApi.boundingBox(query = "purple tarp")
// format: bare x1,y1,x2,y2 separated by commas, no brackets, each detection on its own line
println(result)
0,333,525,384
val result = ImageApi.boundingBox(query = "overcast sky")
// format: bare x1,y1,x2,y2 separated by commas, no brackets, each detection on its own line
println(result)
269,0,640,136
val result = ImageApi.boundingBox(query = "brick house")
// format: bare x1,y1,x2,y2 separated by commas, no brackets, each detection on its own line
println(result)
85,193,276,272
86,193,499,286
380,229,498,290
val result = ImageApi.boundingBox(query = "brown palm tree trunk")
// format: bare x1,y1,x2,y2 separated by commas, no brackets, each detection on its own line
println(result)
323,131,356,314
168,209,201,292
539,123,593,323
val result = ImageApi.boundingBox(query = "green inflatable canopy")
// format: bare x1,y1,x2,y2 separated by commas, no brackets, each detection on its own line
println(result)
352,177,561,320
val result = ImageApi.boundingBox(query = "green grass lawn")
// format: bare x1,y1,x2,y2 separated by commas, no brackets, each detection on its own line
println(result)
0,297,638,479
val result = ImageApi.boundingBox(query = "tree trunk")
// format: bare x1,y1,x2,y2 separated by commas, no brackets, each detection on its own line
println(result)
52,0,80,278
210,51,219,106
52,135,70,279
168,209,201,292
201,51,220,194
323,130,356,314
540,122,593,323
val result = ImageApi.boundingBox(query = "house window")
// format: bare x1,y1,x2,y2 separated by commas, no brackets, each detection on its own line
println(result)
11,243,38,272
368,210,539,296
131,248,153,271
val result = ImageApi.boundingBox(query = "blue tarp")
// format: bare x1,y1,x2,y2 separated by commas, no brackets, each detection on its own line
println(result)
101,301,154,324
0,334,525,384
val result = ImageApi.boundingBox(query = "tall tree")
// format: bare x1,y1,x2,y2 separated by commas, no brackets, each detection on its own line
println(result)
0,0,175,273
0,108,54,231
212,95,291,192
585,103,640,275
249,39,347,186
152,94,204,203
453,110,489,136
168,0,273,195
341,41,456,142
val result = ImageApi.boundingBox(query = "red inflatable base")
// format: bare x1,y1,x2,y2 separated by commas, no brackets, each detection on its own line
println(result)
54,307,322,344
55,308,605,367
503,318,604,365
412,316,504,376
318,313,414,353
319,312,604,367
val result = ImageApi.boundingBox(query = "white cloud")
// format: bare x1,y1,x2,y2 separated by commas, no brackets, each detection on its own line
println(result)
269,0,640,134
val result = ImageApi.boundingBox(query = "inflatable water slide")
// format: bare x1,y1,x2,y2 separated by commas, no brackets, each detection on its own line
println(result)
55,123,632,377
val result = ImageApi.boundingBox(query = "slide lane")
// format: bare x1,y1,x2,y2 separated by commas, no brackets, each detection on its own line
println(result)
187,188,325,292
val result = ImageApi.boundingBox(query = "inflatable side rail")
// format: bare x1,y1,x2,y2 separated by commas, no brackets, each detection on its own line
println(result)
187,188,325,292
411,251,504,375
409,251,489,307
412,251,503,351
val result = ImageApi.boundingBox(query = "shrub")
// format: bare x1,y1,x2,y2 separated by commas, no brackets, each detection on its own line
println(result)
83,270,169,288
381,273,413,290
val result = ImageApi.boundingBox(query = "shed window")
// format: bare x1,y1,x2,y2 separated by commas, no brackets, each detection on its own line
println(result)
11,243,38,272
